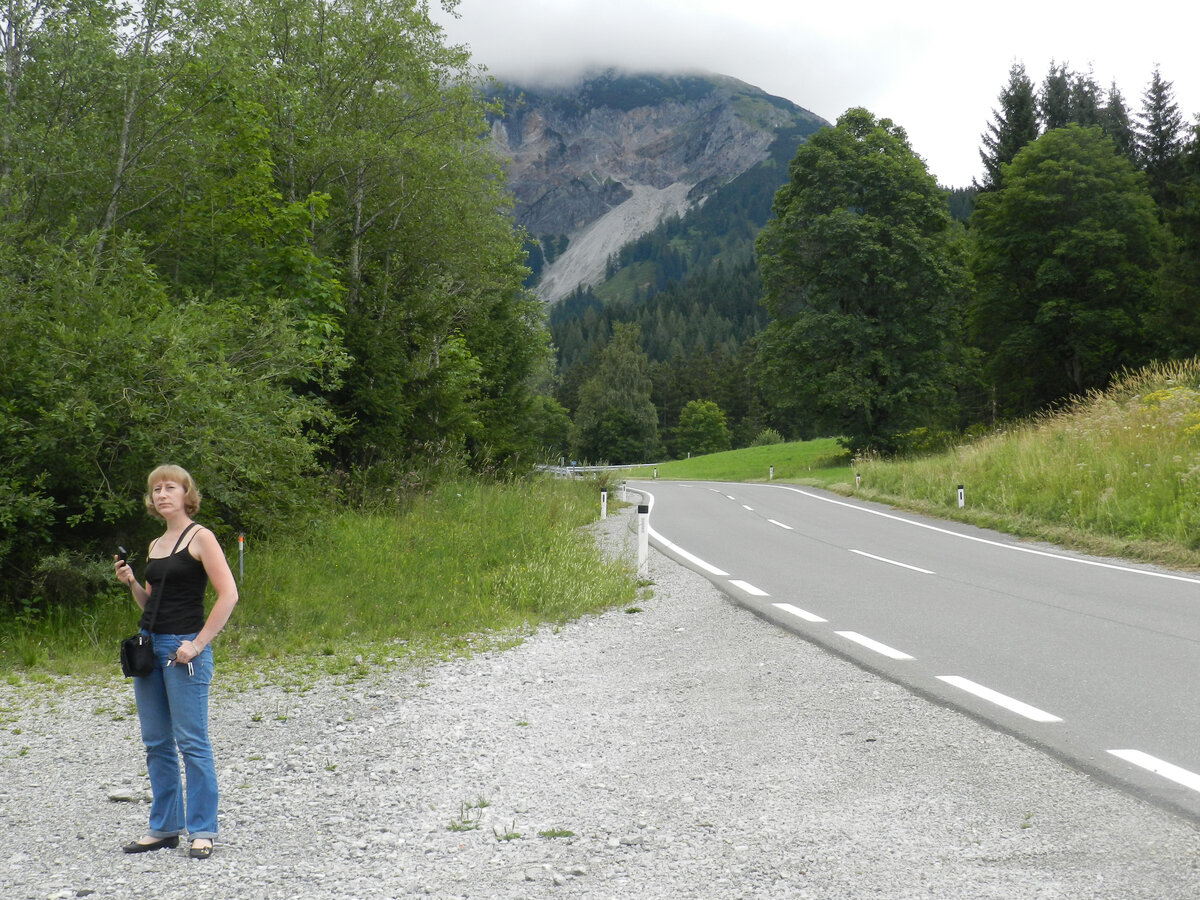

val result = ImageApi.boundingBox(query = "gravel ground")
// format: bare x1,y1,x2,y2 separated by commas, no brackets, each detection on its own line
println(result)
2,503,1199,899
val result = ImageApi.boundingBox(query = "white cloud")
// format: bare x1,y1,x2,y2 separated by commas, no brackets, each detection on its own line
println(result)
434,0,1199,187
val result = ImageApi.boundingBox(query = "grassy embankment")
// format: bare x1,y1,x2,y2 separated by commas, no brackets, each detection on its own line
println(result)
629,359,1200,571
624,437,853,484
0,478,639,681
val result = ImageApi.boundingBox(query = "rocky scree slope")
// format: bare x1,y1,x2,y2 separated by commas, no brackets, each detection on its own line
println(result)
488,70,826,302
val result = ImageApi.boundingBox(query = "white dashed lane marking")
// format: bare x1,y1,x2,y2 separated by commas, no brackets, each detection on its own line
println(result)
729,580,768,596
772,602,827,623
937,676,1063,723
849,549,934,575
1109,750,1200,794
835,631,915,660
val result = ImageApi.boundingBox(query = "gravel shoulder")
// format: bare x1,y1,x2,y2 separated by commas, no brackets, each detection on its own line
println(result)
2,504,1199,899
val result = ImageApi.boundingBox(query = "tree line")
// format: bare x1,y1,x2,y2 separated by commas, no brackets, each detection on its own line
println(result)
553,62,1199,460
0,0,564,606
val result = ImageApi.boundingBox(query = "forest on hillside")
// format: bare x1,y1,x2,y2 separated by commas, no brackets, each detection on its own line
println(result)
0,0,567,604
550,62,1200,460
2,0,1198,611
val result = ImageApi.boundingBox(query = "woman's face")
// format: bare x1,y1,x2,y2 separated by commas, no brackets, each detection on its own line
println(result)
151,479,187,518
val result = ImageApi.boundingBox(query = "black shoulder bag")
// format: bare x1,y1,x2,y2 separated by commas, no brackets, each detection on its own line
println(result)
120,523,198,678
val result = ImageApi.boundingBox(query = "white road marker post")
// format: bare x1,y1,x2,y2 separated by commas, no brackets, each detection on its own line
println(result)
769,465,774,480
957,484,965,508
855,472,861,488
600,487,608,520
637,504,650,579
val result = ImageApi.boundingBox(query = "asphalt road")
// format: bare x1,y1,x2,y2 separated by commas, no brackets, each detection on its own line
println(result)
625,479,1200,823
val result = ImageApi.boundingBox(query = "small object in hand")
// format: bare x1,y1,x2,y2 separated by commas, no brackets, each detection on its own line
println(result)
168,650,194,676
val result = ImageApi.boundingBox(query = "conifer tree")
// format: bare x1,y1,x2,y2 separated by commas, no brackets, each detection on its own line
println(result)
971,126,1164,416
977,63,1039,192
570,323,661,463
1149,118,1200,356
1068,71,1102,126
1137,67,1186,208
1039,62,1073,131
1099,81,1138,163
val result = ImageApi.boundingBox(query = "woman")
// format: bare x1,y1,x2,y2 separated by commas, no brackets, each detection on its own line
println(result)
114,465,238,859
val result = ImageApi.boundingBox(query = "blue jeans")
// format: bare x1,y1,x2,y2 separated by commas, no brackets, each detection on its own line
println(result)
132,632,218,840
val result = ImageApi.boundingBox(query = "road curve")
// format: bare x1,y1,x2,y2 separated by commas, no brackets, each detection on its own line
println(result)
626,479,1200,823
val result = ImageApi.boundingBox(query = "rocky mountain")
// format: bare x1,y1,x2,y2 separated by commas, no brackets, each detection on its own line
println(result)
488,70,827,303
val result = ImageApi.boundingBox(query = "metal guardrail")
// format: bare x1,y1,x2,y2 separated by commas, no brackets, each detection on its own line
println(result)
536,463,659,478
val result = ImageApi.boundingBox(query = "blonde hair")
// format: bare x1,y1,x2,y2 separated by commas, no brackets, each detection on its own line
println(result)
144,464,202,519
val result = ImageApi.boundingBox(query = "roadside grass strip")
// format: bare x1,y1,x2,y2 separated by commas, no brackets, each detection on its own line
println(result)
937,676,1063,723
1109,750,1200,793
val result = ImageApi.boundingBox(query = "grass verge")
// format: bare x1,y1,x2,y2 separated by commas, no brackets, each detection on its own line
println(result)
0,477,637,681
624,437,851,485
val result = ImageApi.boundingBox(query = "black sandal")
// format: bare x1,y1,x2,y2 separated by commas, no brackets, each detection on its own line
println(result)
187,840,214,859
122,836,180,854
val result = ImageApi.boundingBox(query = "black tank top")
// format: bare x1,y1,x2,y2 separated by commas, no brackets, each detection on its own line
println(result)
140,531,209,634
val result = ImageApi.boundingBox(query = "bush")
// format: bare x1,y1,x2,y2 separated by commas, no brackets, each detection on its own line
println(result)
750,427,785,447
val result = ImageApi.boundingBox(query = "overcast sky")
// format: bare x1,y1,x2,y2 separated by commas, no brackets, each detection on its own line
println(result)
431,0,1198,188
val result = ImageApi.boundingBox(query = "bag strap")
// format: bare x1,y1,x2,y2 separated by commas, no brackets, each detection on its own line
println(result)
144,522,199,633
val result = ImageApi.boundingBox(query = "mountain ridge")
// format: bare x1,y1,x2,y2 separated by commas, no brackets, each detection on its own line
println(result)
488,69,828,302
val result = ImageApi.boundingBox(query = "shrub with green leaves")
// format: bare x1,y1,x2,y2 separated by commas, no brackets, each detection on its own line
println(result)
0,231,345,604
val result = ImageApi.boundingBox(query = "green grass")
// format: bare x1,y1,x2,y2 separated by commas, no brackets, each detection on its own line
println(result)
0,477,637,679
853,360,1200,568
624,437,851,484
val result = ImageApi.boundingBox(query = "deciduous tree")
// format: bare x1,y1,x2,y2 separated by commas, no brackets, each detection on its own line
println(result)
755,108,973,453
674,400,731,457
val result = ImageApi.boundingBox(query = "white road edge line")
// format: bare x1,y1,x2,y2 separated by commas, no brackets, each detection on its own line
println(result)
772,602,827,623
849,549,935,574
1109,749,1200,794
730,580,769,596
768,519,793,530
937,676,1063,723
639,489,731,577
835,631,914,660
743,505,754,511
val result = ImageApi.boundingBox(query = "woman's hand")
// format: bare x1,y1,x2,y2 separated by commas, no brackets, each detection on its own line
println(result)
114,556,136,588
173,639,202,665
